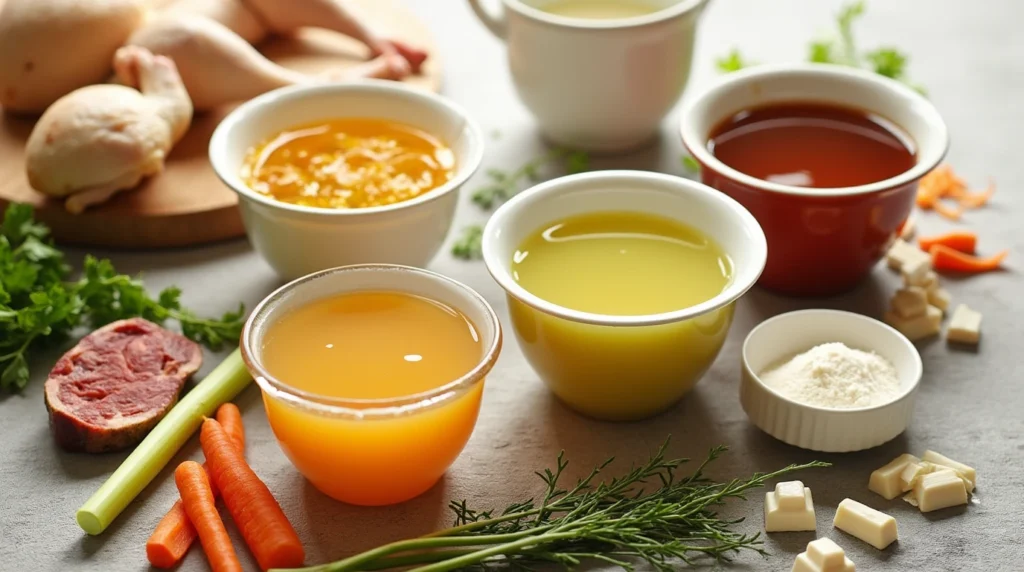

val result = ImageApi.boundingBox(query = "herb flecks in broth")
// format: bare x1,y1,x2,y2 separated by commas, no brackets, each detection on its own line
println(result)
242,118,455,209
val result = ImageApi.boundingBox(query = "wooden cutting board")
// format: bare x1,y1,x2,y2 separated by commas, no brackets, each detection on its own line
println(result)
0,0,440,249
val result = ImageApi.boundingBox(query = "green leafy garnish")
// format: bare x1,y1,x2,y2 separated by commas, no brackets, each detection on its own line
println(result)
681,155,701,175
0,204,245,392
452,148,589,260
716,48,752,73
281,440,829,572
451,225,484,261
717,2,922,92
472,148,590,210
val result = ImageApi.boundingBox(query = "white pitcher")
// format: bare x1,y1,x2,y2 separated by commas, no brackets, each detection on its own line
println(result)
468,0,709,153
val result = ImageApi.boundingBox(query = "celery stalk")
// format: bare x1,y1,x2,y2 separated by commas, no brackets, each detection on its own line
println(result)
76,349,252,535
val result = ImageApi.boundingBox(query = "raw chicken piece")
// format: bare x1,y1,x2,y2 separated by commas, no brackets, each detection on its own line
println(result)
25,46,193,213
240,0,426,74
0,0,145,113
127,12,411,110
162,0,267,44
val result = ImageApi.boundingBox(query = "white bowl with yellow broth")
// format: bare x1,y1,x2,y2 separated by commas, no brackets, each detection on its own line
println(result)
482,171,767,421
210,81,483,280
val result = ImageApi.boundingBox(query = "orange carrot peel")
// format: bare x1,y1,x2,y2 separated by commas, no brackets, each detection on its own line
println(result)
201,418,305,571
147,404,246,569
930,244,1007,273
917,165,995,220
175,461,243,572
918,230,977,255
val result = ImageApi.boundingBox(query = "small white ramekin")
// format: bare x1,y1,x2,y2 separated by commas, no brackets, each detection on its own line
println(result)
740,309,923,453
209,80,484,280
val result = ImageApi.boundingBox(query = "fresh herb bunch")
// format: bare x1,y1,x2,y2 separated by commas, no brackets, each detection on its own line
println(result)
279,441,828,572
452,148,589,260
0,204,245,392
718,1,923,93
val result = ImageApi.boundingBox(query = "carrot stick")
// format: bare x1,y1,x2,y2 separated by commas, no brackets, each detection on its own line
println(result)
146,505,196,569
931,244,1008,273
175,461,243,572
217,403,245,453
918,231,977,254
201,418,304,571
147,404,247,568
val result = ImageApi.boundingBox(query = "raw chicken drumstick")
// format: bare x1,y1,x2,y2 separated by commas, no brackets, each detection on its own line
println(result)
128,0,429,110
25,46,193,213
0,0,428,114
238,0,427,74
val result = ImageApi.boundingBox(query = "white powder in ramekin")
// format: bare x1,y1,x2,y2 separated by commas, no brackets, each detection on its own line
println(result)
760,342,901,408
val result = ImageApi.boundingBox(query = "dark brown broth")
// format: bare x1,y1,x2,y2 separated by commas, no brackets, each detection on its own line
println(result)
708,102,916,188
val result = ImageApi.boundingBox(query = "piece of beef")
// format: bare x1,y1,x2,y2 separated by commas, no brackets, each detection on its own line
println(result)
44,318,202,453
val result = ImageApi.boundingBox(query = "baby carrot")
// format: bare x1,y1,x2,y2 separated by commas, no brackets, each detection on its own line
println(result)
201,418,304,571
146,506,195,569
931,244,1008,273
175,461,242,572
918,230,977,254
217,403,246,453
147,404,246,568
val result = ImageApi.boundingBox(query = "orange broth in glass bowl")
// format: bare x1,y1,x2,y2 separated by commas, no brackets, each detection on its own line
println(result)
241,265,502,506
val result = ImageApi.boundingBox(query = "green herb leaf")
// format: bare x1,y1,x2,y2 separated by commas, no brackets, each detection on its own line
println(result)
0,204,247,392
471,149,590,211
451,225,484,260
715,48,750,73
864,47,908,79
808,40,837,64
0,353,29,392
836,0,866,65
1,203,49,246
681,155,701,175
565,150,590,174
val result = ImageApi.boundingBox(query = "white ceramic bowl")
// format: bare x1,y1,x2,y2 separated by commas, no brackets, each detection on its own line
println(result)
482,170,767,421
469,0,709,152
209,80,484,280
740,309,923,453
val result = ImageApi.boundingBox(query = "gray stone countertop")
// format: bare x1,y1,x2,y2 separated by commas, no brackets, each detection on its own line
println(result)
2,1,1021,570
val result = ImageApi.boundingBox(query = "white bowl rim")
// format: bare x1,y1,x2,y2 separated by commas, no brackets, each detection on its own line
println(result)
741,308,923,413
481,170,768,327
209,79,485,217
680,63,950,198
501,0,710,30
240,264,503,419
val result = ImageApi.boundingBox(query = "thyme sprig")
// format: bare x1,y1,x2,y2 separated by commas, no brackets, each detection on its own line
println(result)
279,441,828,572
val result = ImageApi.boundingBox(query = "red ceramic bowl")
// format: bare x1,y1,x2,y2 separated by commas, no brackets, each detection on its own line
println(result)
680,64,948,297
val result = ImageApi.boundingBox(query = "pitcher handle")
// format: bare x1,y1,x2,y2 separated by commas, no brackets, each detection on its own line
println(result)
468,0,508,39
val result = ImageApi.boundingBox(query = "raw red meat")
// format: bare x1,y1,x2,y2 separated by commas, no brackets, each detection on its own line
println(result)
44,318,202,453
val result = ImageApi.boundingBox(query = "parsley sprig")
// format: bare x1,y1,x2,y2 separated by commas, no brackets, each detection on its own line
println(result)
452,148,589,260
0,204,245,392
718,2,923,93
